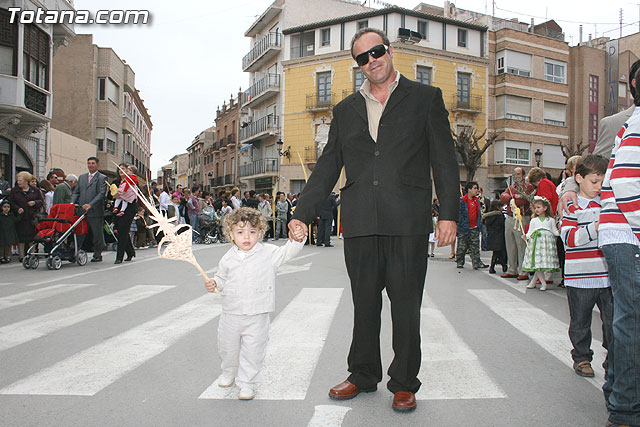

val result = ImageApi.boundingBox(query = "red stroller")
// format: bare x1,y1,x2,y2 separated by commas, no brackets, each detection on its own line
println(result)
23,203,89,270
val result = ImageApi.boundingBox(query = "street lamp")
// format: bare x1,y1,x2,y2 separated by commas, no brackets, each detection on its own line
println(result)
276,138,291,159
534,149,542,167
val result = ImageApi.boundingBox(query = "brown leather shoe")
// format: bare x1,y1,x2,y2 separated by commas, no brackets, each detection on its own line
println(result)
517,274,529,280
328,380,376,400
500,273,517,278
392,392,417,412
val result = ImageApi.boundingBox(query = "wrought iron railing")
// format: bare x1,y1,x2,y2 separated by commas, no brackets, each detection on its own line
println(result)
242,32,281,70
238,158,279,178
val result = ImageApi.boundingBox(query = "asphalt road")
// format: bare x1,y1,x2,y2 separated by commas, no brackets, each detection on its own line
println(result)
0,239,608,427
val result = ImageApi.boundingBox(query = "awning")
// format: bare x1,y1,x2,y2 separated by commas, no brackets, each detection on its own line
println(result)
239,144,253,152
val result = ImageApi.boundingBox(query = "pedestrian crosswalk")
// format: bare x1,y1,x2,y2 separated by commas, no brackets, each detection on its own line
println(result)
0,259,607,425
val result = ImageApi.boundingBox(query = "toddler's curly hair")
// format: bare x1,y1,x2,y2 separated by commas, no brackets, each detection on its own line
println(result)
222,207,267,240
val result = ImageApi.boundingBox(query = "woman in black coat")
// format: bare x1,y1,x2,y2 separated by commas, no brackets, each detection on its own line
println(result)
9,171,44,259
482,200,508,274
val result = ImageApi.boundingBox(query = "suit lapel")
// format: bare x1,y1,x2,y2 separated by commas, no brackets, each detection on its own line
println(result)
347,92,368,125
381,76,410,120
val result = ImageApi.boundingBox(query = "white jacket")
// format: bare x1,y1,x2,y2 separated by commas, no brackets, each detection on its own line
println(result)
214,239,305,315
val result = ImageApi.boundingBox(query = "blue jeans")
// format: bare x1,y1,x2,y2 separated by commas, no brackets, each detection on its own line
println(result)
189,213,199,238
601,243,640,426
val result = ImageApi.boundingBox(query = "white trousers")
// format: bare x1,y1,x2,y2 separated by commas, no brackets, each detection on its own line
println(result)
217,312,270,390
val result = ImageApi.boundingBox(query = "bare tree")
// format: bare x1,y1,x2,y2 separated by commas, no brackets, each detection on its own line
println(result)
452,127,499,182
561,139,589,160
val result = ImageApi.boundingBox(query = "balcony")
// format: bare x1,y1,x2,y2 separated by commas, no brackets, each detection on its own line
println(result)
122,113,134,134
450,95,483,114
211,142,218,152
240,114,279,144
215,176,223,186
227,133,235,146
224,174,233,185
306,93,336,111
242,74,280,108
238,158,279,178
242,32,282,72
219,138,226,149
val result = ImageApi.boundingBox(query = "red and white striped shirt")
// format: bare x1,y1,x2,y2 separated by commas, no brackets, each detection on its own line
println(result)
599,108,640,248
561,196,609,288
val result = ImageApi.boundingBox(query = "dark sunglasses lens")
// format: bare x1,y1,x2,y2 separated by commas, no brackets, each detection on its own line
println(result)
356,52,369,67
370,45,386,59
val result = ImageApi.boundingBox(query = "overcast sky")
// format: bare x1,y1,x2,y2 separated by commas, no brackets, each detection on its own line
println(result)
72,0,640,176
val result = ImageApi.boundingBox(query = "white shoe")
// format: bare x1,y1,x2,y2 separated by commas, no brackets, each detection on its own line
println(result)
526,282,536,289
217,374,235,387
540,283,548,291
238,387,255,400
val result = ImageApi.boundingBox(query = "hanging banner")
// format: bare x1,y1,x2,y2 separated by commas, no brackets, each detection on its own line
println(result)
605,39,619,117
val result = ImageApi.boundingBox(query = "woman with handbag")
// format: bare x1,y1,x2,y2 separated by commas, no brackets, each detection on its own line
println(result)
9,171,44,260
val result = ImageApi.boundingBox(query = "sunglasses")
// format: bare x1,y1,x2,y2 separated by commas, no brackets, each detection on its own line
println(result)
355,44,388,67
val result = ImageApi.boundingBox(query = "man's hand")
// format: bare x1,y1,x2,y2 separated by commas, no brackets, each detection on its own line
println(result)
560,190,578,215
17,208,24,214
82,203,92,212
435,220,457,246
204,279,218,293
288,218,307,242
27,201,35,207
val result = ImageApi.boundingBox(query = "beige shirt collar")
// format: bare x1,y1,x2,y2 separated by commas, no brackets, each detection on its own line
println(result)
358,71,401,142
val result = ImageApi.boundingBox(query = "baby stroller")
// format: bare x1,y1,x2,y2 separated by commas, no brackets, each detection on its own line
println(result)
23,203,89,270
195,208,221,244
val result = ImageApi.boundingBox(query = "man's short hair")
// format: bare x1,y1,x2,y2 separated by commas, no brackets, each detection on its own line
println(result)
222,207,266,240
464,181,478,191
575,154,608,178
350,28,391,59
65,173,78,183
87,156,99,163
629,59,640,98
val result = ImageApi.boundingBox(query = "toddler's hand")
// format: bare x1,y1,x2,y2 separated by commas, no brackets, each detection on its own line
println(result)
205,279,218,293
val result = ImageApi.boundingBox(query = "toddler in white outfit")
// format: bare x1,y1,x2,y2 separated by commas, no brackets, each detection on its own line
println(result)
205,207,304,400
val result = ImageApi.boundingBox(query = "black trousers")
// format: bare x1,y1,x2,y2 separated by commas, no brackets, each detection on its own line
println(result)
114,202,136,261
79,215,105,259
317,218,332,245
343,235,428,393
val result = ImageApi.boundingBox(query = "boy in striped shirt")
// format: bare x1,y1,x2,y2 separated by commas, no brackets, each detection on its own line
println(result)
561,154,611,379
598,85,640,427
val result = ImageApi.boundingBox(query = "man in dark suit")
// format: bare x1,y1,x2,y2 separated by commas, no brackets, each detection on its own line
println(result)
72,157,107,262
288,28,459,412
316,193,337,247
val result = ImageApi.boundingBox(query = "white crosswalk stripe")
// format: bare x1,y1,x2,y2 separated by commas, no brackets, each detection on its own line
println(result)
199,288,343,400
306,405,351,427
0,283,98,310
0,285,173,352
417,295,506,400
0,294,222,396
469,289,606,389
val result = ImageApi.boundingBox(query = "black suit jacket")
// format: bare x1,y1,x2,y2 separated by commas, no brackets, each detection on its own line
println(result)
292,75,460,238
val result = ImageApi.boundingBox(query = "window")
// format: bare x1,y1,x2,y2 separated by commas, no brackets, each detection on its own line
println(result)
290,31,315,59
544,59,566,83
358,20,368,30
502,95,531,121
23,24,49,89
589,113,598,142
497,50,531,77
317,71,332,104
0,9,18,76
619,82,627,98
321,28,330,46
353,68,365,92
543,101,566,126
497,57,504,74
589,75,599,104
457,29,467,48
506,146,530,165
416,66,431,86
105,128,117,154
457,72,471,106
98,77,119,106
417,20,428,39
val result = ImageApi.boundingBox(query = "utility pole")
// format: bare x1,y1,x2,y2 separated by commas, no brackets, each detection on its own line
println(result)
619,8,623,38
